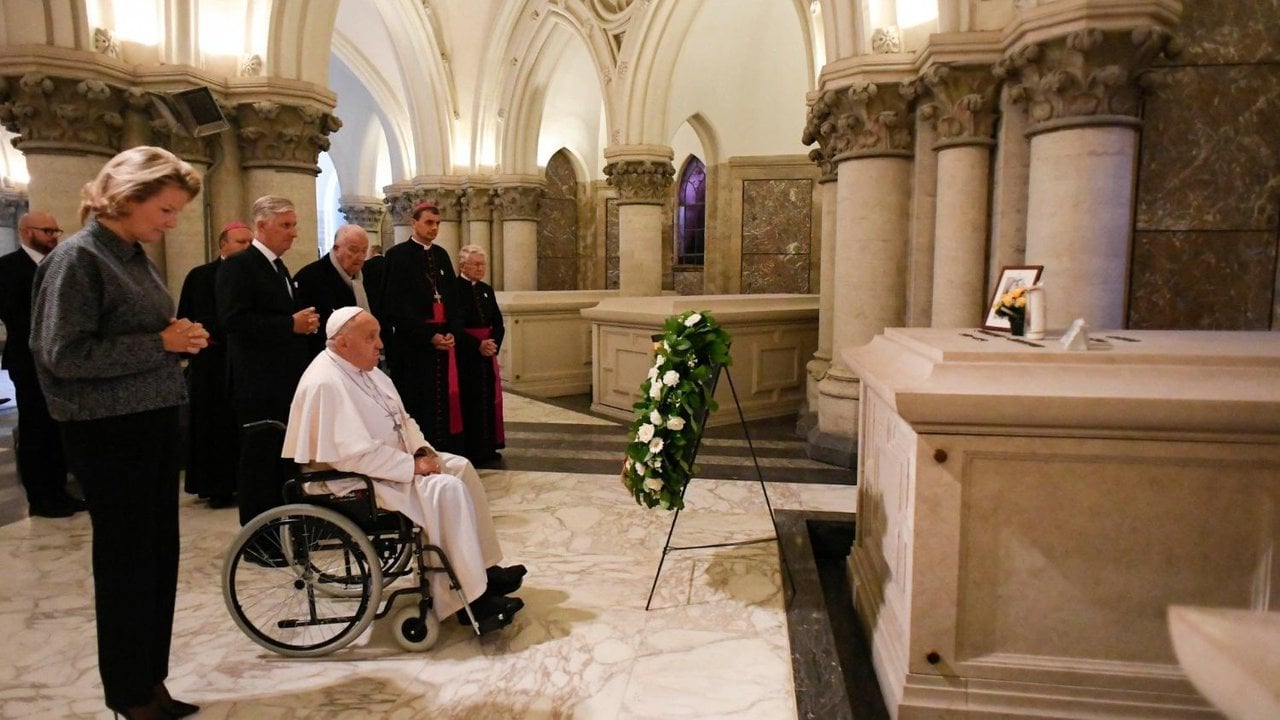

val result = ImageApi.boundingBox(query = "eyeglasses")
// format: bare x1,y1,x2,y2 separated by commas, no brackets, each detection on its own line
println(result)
32,227,63,237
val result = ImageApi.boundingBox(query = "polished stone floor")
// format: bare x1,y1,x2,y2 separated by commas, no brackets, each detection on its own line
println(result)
0,383,858,719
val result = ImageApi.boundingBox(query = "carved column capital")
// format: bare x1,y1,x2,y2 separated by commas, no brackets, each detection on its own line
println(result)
463,185,496,221
910,64,1000,148
339,199,386,231
602,159,674,204
994,26,1176,135
429,188,463,222
383,187,416,225
0,73,125,156
234,100,342,173
496,185,543,220
803,81,914,161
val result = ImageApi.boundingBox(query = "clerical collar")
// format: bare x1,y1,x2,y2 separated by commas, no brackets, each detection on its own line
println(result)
410,236,434,250
325,348,364,375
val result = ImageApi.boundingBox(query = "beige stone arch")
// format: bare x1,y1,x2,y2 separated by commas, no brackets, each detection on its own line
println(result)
260,0,337,84
494,1,615,175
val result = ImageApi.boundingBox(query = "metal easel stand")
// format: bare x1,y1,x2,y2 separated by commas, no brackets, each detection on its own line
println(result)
643,363,792,611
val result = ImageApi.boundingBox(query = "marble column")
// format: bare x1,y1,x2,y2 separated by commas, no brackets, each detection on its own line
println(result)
235,100,342,272
496,176,543,291
602,145,674,297
0,187,27,256
383,183,418,247
802,80,915,464
996,27,1174,330
915,64,1000,328
464,182,496,278
339,196,387,252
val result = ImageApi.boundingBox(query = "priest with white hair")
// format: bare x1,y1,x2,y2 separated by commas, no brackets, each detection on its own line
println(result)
281,305,526,632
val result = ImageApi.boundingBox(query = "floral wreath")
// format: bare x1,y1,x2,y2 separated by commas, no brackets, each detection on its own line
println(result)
621,310,732,510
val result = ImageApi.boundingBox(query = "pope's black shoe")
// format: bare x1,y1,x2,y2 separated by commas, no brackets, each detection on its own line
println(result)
458,594,524,634
485,564,527,597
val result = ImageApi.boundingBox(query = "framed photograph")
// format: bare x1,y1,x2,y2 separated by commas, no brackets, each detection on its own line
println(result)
983,265,1043,331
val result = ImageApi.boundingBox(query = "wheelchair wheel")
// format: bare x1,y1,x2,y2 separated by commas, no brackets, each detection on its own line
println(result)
223,504,383,657
307,529,412,599
392,604,441,652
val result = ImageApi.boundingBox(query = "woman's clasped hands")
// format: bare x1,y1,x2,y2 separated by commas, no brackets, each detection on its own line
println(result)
161,317,211,354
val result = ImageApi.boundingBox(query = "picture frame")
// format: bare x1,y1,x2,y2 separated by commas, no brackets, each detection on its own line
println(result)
983,265,1043,331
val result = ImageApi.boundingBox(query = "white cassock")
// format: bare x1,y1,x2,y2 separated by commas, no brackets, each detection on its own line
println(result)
281,349,504,618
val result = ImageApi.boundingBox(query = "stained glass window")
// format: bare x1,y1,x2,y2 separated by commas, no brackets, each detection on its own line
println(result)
675,157,706,265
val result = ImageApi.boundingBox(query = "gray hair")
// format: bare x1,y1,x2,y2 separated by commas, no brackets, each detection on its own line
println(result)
458,244,487,264
250,195,296,227
333,224,368,248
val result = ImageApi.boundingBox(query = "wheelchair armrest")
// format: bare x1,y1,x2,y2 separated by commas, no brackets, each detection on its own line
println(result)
283,470,381,520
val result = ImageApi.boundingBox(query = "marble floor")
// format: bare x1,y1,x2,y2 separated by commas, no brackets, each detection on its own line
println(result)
0,387,857,719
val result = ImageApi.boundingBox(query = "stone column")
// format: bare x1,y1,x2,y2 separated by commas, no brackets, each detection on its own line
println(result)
339,196,386,252
383,183,417,247
602,145,674,297
235,100,342,271
800,144,837,439
987,81,1032,287
464,182,496,279
916,64,1000,328
996,27,1174,329
0,73,125,234
0,186,27,255
802,80,915,464
496,176,543,291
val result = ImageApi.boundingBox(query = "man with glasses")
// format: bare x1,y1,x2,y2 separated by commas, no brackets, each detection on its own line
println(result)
0,212,83,518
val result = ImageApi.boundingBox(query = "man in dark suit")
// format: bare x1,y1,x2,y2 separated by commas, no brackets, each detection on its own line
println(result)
293,224,370,356
177,220,252,508
216,196,320,525
0,211,83,518
379,201,463,452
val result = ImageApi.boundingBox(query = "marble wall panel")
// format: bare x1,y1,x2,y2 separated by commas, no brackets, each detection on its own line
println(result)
674,267,704,295
1136,64,1280,231
538,196,578,258
1128,230,1276,330
605,199,618,290
742,179,814,254
742,254,811,294
537,258,578,291
1159,0,1280,65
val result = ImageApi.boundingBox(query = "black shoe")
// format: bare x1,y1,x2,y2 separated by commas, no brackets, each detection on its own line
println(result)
28,499,79,518
208,494,235,509
457,595,524,634
154,683,199,718
485,564,527,597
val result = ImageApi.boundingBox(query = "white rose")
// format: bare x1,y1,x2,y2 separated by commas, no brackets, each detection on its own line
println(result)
666,416,686,431
684,312,703,327
643,478,663,492
647,366,658,382
649,410,663,424
637,423,655,442
649,437,664,453
649,382,662,399
662,370,680,386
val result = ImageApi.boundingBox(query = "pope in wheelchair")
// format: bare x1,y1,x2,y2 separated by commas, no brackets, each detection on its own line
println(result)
222,306,525,656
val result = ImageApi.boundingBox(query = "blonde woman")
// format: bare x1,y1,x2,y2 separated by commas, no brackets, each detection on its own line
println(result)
31,146,209,720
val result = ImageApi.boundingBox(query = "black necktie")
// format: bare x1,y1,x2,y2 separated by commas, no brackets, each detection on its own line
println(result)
273,258,293,297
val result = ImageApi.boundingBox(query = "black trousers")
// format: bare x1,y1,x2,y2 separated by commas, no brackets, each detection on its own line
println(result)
12,371,69,506
62,406,180,710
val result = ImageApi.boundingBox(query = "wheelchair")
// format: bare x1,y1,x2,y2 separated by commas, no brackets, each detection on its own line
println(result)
221,421,483,657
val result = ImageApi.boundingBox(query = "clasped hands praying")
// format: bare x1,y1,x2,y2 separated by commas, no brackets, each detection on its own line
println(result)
413,447,443,475
160,317,210,354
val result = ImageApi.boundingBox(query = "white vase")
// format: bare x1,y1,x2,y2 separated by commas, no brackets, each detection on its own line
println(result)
1026,285,1046,340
